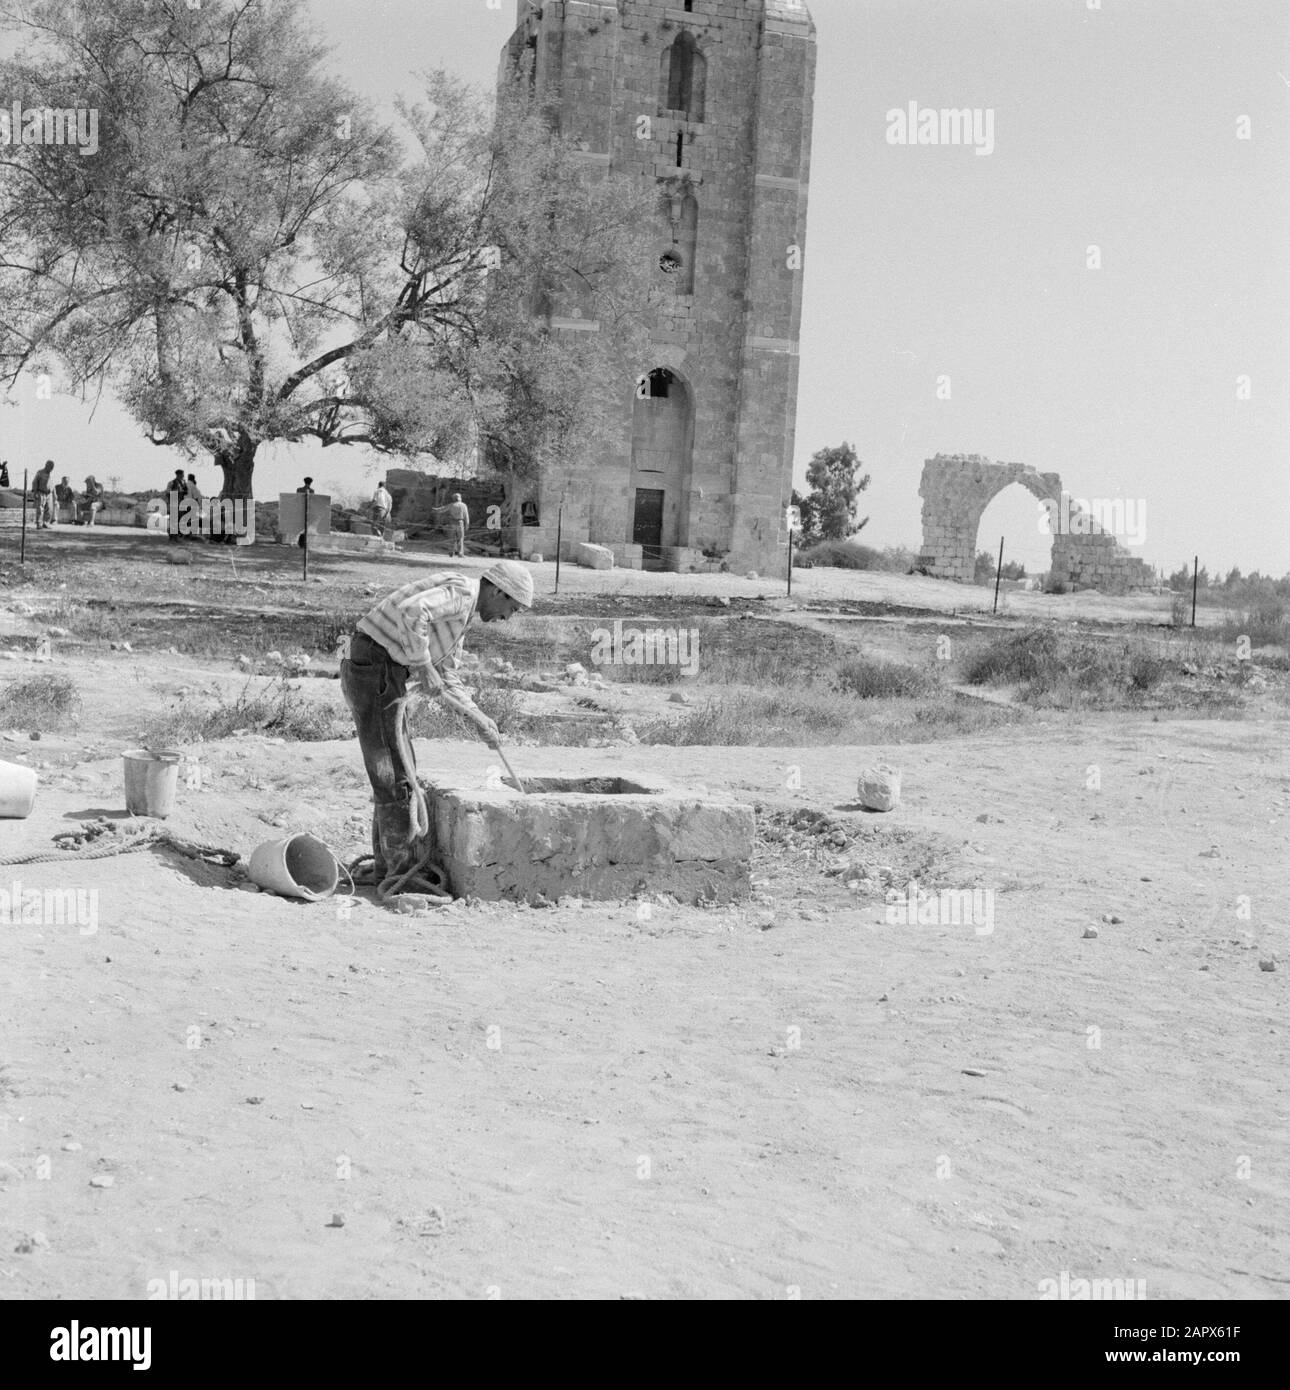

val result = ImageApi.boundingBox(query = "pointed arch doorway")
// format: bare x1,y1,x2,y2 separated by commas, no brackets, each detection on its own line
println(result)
630,368,694,571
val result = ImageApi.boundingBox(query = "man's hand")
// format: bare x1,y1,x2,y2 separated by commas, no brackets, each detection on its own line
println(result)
471,711,501,747
409,662,439,697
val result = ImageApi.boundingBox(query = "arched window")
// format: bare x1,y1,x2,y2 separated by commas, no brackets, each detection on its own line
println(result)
659,192,698,296
659,32,706,122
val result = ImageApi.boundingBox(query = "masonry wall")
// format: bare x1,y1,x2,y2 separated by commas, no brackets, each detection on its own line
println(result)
917,453,1157,593
500,0,815,576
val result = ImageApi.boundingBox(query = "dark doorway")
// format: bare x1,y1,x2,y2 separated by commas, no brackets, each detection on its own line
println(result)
632,488,665,570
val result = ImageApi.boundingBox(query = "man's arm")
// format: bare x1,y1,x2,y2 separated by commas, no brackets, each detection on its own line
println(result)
409,655,499,744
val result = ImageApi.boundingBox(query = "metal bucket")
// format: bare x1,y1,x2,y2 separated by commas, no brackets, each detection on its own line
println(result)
248,833,339,901
123,749,181,818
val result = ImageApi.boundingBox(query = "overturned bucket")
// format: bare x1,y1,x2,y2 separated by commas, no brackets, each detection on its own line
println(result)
249,833,339,901
123,749,180,818
0,759,38,819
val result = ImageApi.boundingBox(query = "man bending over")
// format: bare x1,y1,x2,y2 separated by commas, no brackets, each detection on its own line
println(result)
341,560,533,901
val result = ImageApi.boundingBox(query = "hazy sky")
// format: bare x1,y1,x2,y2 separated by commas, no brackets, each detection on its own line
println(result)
2,0,1286,575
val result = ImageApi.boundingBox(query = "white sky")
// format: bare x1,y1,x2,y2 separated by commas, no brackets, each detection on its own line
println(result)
2,0,1286,575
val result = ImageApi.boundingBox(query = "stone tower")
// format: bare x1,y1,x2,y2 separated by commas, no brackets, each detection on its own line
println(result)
499,0,816,576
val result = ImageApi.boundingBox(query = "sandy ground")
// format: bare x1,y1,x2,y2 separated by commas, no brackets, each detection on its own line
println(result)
2,695,1287,1298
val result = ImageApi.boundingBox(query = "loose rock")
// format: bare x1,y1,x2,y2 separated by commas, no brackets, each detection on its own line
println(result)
857,765,902,813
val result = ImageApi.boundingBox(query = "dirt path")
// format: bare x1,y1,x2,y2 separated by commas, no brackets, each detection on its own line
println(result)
2,716,1287,1298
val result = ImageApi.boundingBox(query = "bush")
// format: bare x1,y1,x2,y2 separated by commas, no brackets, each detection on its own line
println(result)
794,540,883,571
963,628,1173,703
0,673,81,731
1217,600,1289,648
141,676,347,744
835,656,938,699
1128,652,1170,691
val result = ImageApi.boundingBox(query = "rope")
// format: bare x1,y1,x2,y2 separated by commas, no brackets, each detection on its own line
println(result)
0,819,240,869
346,844,453,907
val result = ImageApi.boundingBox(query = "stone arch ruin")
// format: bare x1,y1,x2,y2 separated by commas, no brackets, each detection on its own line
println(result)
917,454,1155,592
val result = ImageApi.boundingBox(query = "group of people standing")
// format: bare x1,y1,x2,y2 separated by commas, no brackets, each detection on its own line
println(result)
165,468,207,541
20,460,104,528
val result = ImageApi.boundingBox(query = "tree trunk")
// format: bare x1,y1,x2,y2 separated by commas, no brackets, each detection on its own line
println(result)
212,435,257,544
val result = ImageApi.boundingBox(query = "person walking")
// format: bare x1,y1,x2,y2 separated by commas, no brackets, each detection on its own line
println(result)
443,492,469,557
32,461,55,528
372,479,393,534
54,476,77,525
340,561,534,903
82,475,104,526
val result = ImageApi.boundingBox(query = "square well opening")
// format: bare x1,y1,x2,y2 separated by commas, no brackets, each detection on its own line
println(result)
503,776,655,796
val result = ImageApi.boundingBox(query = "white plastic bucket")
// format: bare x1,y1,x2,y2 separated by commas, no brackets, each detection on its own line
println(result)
0,760,38,819
248,833,339,901
123,749,180,818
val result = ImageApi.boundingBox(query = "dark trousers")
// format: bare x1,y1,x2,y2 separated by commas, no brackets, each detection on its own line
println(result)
339,629,428,877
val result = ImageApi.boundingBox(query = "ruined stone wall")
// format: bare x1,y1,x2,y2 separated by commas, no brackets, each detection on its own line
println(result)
499,0,815,576
917,453,1156,593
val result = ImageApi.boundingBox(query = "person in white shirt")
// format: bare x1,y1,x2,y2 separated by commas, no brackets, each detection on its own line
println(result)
341,560,534,902
442,493,469,556
372,479,393,532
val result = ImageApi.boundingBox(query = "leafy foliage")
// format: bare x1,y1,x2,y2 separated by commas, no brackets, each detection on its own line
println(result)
0,1,656,503
801,442,870,540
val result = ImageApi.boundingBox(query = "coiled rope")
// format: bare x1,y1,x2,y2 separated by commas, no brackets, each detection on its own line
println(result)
0,818,240,869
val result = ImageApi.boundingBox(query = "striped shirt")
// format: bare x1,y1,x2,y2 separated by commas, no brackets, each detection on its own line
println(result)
356,574,482,719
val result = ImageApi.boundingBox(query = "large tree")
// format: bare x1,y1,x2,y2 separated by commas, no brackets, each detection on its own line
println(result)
0,0,656,510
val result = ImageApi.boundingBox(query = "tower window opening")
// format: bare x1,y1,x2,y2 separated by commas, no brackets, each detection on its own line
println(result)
660,32,706,122
648,369,674,399
525,35,538,91
676,132,684,166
